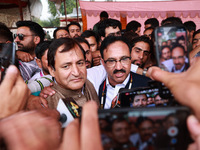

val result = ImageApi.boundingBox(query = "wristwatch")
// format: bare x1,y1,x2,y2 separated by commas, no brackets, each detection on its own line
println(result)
142,68,148,76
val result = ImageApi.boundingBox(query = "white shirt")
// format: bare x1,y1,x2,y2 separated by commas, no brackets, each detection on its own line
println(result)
104,74,130,109
162,57,188,72
87,64,138,109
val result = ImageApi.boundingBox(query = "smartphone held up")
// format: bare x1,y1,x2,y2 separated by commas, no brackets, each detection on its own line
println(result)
0,43,15,82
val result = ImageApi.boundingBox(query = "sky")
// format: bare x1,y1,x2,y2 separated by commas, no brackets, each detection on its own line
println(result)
40,0,52,20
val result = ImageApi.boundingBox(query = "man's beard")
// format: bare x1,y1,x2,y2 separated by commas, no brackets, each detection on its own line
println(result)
17,41,35,54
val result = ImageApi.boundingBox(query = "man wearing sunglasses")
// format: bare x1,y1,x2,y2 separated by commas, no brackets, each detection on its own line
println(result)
14,21,45,81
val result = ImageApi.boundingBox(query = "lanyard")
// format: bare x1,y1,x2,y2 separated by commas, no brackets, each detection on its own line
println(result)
100,74,133,109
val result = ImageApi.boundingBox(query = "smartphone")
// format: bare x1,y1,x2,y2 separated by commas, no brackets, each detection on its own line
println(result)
117,87,178,108
155,26,189,72
0,43,16,82
98,106,192,150
154,26,189,98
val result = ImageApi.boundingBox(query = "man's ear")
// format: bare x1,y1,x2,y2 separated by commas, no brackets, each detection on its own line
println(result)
34,36,40,45
48,66,55,78
36,58,42,69
101,58,105,67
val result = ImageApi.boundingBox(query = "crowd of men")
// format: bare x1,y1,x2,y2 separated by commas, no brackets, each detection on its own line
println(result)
0,10,200,149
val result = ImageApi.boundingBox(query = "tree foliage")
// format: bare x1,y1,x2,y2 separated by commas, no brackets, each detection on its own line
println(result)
48,0,77,16
32,17,60,27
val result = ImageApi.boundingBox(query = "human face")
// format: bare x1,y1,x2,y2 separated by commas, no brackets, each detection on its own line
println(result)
143,29,153,40
102,41,131,86
139,120,153,142
161,47,171,60
85,36,98,52
147,97,154,105
40,50,49,75
105,26,121,37
112,121,130,144
14,26,37,55
135,27,141,36
154,95,164,106
145,24,151,30
172,47,185,70
79,42,92,68
68,25,81,38
192,33,200,49
56,29,69,39
131,41,150,68
133,94,147,107
48,45,87,91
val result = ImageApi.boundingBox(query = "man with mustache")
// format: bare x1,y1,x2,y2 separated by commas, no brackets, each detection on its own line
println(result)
103,118,135,150
14,21,45,80
66,22,81,38
171,44,189,73
130,117,155,150
131,36,153,69
37,36,149,110
46,38,99,108
87,36,151,109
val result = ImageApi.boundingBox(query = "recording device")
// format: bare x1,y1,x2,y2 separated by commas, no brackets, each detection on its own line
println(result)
117,86,178,108
0,43,16,83
154,26,189,98
57,97,81,128
98,106,192,150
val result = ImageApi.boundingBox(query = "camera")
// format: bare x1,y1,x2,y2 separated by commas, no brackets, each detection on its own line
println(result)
0,43,16,82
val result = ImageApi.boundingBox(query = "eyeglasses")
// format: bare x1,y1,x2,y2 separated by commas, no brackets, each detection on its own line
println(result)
172,56,185,60
14,33,35,40
104,56,131,67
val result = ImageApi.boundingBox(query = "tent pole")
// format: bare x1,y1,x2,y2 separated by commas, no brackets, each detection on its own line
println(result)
63,0,67,26
18,0,23,21
76,0,79,22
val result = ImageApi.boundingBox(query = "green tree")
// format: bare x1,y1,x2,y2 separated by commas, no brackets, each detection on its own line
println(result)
48,0,78,16
32,17,60,27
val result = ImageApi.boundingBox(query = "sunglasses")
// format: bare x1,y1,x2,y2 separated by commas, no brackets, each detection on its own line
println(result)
14,33,35,40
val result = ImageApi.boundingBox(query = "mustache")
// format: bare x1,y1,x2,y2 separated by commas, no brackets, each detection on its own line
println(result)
85,60,91,64
175,63,182,66
16,42,23,45
113,69,126,74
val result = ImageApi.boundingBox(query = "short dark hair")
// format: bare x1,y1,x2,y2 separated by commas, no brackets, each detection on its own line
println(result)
66,21,81,33
123,31,139,44
48,38,85,70
74,37,90,49
126,20,141,32
16,21,45,43
193,29,200,38
35,41,51,59
160,45,171,57
176,35,185,44
0,22,13,42
81,30,100,44
53,27,68,39
144,18,159,28
100,11,108,18
161,17,183,26
184,21,196,32
171,44,185,54
131,36,153,54
100,36,131,59
98,19,122,37
136,116,154,128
